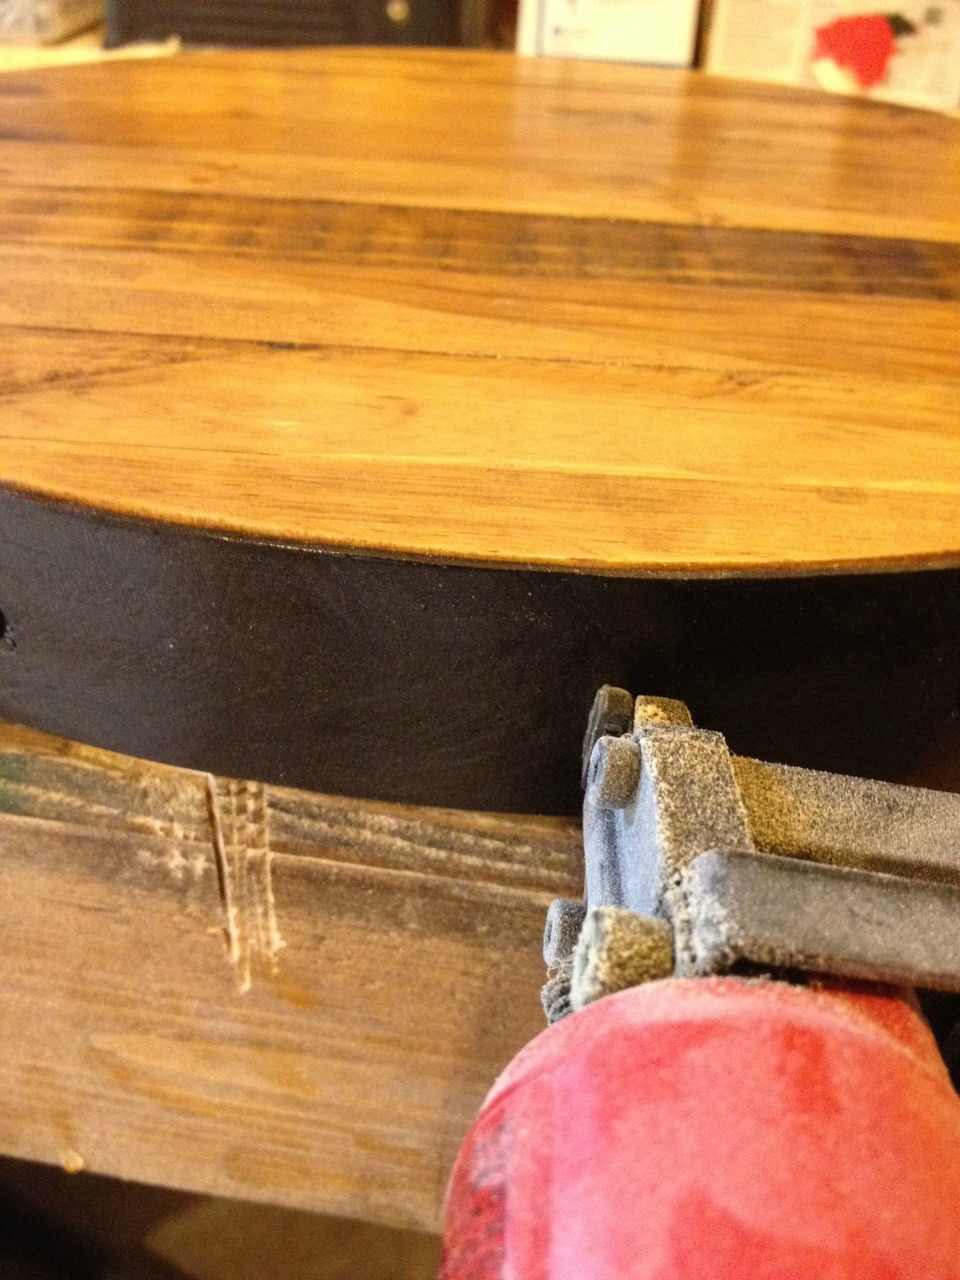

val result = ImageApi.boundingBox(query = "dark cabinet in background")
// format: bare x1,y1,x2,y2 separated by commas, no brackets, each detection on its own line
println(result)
105,0,461,49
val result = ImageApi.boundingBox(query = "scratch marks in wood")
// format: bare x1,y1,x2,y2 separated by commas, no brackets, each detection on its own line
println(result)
206,773,239,968
0,733,286,990
207,776,284,992
0,718,581,1224
0,720,581,986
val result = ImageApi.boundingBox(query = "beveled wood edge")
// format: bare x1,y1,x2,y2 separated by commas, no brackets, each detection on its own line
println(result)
5,481,960,580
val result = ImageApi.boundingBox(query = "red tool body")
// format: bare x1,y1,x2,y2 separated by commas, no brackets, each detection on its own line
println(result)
442,690,960,1276
442,977,960,1278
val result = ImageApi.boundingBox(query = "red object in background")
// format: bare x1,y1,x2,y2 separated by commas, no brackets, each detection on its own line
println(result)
813,13,899,88
441,978,960,1279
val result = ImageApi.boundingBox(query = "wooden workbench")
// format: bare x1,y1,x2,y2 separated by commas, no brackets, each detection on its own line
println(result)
0,718,580,1228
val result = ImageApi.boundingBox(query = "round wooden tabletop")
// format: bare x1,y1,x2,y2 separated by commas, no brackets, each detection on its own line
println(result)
1,47,959,575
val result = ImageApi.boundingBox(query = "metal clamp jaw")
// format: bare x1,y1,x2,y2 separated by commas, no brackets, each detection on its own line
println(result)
544,687,960,1042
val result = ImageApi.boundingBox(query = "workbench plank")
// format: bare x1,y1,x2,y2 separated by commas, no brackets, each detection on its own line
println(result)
5,253,958,380
0,721,581,1229
1,50,957,241
0,49,959,572
3,314,960,571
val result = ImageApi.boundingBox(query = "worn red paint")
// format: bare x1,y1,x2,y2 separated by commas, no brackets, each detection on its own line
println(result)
813,14,899,89
441,978,960,1279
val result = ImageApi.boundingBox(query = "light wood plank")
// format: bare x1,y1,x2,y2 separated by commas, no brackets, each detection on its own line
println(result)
1,51,957,240
4,246,959,381
3,319,960,571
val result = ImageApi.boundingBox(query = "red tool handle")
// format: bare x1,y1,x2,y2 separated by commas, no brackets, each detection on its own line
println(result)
441,977,960,1279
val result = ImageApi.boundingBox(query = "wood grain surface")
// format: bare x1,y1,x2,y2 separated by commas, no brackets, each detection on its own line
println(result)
1,48,959,573
2,712,960,1224
0,717,581,1228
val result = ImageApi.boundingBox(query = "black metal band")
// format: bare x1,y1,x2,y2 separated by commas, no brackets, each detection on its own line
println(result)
1,485,959,814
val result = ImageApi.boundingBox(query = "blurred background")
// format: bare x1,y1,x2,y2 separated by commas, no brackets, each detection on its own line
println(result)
0,1155,442,1279
2,0,958,109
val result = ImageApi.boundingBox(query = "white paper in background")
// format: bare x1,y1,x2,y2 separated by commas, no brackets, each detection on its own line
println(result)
517,0,700,65
706,0,960,110
0,0,101,42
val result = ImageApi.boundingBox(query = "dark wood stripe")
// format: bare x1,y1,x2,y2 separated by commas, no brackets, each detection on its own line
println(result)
3,186,959,301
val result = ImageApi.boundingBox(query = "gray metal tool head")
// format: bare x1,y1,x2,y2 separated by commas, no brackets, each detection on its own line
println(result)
546,687,960,1021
